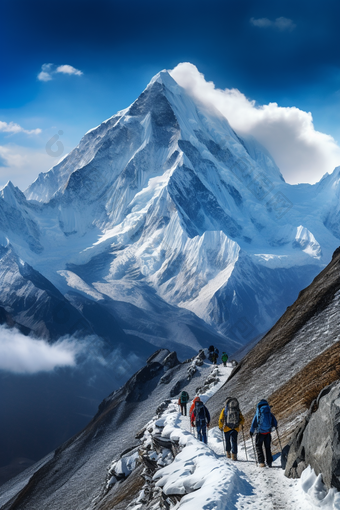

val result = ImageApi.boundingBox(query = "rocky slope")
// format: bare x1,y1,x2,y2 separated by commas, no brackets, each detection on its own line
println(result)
207,246,340,447
0,349,217,510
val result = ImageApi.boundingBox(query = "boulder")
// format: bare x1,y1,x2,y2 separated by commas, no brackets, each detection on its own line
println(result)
285,380,340,490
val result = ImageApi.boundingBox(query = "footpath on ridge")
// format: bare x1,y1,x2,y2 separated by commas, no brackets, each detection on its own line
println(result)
114,360,333,509
165,362,314,509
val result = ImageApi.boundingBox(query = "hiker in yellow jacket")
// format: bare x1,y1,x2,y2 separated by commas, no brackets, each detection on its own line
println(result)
219,397,244,461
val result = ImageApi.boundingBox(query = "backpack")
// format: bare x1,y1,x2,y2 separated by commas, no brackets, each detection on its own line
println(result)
224,397,240,429
256,400,272,433
180,391,189,404
195,401,207,424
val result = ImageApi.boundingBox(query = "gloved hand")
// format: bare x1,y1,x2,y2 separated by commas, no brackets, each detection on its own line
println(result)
250,431,253,437
191,423,195,428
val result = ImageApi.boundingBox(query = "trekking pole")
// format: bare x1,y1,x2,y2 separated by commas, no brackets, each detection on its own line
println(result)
221,428,226,454
242,426,248,461
251,434,258,466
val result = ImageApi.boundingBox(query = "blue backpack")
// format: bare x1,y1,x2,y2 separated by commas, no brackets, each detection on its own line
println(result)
195,401,207,424
256,400,272,433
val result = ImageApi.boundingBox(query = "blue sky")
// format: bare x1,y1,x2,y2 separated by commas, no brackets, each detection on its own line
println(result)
1,0,340,189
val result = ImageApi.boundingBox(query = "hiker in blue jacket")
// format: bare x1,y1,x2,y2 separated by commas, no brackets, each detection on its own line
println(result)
250,399,277,468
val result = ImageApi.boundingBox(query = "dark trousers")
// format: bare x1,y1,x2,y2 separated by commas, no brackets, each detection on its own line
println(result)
197,422,207,443
256,433,273,466
224,429,238,454
180,403,187,416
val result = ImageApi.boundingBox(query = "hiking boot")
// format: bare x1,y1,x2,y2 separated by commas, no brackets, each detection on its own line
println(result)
259,463,265,468
231,453,237,461
226,451,231,458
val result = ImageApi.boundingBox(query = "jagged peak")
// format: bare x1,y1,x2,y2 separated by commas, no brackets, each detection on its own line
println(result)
0,180,26,205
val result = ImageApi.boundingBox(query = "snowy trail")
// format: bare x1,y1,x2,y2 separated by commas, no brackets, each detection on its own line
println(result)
209,435,304,510
177,363,310,510
178,411,307,509
128,361,338,509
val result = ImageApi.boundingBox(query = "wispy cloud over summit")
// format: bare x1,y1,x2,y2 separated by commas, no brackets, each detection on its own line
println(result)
38,63,83,82
171,63,340,184
250,17,296,31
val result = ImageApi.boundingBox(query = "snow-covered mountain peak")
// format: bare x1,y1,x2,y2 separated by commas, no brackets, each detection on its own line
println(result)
3,66,340,353
147,68,180,92
0,181,26,206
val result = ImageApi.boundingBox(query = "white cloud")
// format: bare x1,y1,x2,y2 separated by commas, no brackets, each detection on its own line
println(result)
0,326,140,378
0,326,79,373
37,71,53,82
0,120,41,135
250,16,296,31
37,63,53,82
56,65,83,76
170,63,340,184
0,144,54,191
38,63,83,81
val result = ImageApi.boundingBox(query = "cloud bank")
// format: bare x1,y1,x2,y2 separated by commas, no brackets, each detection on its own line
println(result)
0,326,143,382
38,63,83,82
0,326,80,374
170,63,340,184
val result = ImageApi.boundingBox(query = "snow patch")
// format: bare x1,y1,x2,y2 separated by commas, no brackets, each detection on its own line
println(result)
299,466,340,509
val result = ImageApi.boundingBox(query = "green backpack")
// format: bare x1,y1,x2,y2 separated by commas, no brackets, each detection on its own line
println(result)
180,391,189,403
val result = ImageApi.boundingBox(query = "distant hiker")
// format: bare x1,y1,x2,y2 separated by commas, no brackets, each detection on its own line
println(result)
219,397,244,461
211,348,219,364
221,352,228,367
189,395,201,416
179,390,189,416
191,397,210,444
250,399,278,468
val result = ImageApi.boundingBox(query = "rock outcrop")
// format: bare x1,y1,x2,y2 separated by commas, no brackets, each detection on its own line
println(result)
285,380,340,490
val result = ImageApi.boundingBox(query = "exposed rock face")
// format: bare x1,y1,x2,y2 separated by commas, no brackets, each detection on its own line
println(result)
285,381,340,490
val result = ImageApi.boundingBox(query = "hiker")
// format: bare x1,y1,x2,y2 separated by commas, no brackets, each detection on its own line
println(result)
178,390,189,416
219,397,244,461
191,397,210,444
221,352,228,367
212,348,219,364
250,399,278,468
